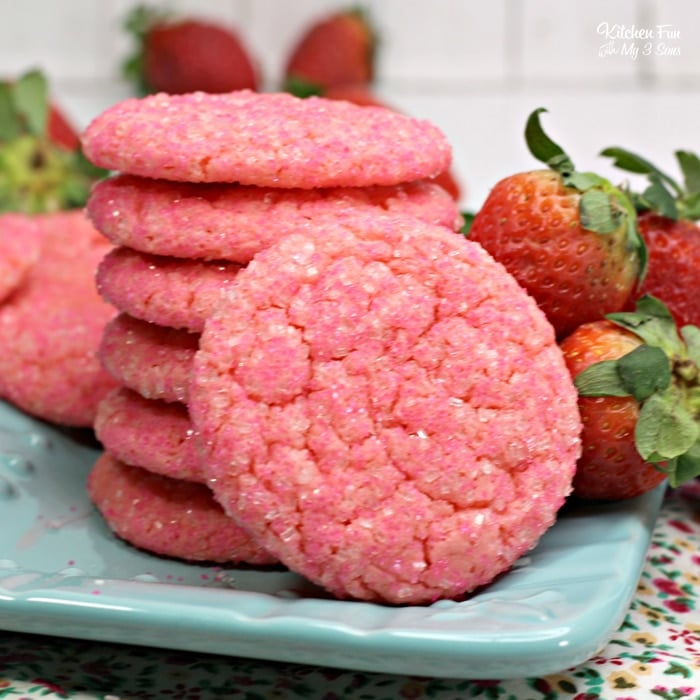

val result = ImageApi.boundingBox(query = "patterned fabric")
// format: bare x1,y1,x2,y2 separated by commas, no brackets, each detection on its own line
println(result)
0,489,698,700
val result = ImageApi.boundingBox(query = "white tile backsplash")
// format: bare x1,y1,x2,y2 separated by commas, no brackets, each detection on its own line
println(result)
2,0,698,91
370,0,509,88
519,0,642,84
1,0,698,211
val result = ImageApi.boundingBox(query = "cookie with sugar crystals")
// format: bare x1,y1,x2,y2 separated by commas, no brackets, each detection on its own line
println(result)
0,210,118,426
189,213,582,605
88,452,276,565
81,90,452,187
99,313,198,404
96,247,242,332
94,387,202,482
0,214,42,303
87,174,464,263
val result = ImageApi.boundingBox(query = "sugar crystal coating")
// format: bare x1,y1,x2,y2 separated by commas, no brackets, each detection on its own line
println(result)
95,387,202,482
81,91,452,187
190,213,582,604
99,313,198,404
0,210,118,426
87,174,463,263
88,452,276,565
96,247,242,332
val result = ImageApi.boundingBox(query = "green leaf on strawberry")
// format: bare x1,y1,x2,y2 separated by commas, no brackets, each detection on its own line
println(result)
635,385,698,465
526,109,647,276
574,344,670,401
676,149,700,194
12,70,49,136
0,69,108,214
600,146,700,221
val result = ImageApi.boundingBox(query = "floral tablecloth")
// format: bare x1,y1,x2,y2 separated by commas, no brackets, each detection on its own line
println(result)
1,487,698,700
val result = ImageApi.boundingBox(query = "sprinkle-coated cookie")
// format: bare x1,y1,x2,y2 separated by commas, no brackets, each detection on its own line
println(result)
0,214,41,302
88,452,276,565
81,91,452,187
0,210,118,426
99,313,198,404
94,387,202,482
87,174,464,263
96,247,242,332
190,213,582,604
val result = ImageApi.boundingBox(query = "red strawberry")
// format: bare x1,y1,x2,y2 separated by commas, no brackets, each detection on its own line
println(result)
123,5,258,95
46,103,80,151
283,8,375,94
0,70,106,213
601,147,700,329
467,108,645,338
560,295,700,500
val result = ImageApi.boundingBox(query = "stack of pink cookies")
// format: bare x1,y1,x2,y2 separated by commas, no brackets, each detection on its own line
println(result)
82,90,462,568
82,90,582,605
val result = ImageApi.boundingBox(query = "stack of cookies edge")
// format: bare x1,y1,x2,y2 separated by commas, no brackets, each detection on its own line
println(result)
81,89,464,577
82,89,582,606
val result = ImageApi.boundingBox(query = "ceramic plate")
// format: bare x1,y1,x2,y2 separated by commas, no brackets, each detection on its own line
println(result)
0,399,664,680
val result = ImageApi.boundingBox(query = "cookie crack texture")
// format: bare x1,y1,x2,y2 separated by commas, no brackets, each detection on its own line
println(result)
190,215,581,604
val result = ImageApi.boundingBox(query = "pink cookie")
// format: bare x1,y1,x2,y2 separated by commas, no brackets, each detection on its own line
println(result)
81,90,452,187
87,174,464,263
190,213,582,605
0,210,119,426
96,247,242,332
99,313,198,404
0,214,41,302
94,387,202,482
88,452,275,565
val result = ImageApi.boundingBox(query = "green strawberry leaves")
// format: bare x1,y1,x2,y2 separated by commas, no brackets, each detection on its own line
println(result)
525,108,575,174
635,386,698,465
0,69,108,213
575,294,700,487
122,4,172,95
579,188,625,234
0,69,49,140
574,344,670,400
601,146,700,221
525,108,647,280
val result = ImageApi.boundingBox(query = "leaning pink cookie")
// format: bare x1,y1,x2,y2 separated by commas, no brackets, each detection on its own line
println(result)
99,313,198,404
87,174,464,263
0,210,118,426
96,247,242,332
82,90,451,187
94,387,202,482
190,213,582,605
87,452,275,565
0,214,42,302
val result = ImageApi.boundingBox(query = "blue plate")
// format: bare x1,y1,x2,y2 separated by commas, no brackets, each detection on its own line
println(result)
0,399,664,680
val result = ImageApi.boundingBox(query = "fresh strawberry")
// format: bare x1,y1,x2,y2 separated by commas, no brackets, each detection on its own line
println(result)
601,147,700,329
46,103,80,150
283,7,375,95
560,295,700,500
0,70,106,213
467,108,646,338
122,5,258,95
